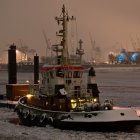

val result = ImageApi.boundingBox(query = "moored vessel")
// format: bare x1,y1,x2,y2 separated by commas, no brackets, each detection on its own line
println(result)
15,5,140,131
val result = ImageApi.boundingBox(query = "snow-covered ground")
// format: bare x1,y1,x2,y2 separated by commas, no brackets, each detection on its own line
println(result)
0,67,140,139
0,108,140,140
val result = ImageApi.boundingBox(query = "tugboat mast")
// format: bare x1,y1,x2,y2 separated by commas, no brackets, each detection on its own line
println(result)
55,4,74,64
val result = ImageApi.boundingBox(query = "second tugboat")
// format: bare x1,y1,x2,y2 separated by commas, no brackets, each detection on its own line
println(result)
15,5,140,131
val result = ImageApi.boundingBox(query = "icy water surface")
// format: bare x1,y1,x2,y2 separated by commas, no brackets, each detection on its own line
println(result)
0,67,140,139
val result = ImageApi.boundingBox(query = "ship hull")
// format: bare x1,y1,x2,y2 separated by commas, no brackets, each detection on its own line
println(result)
54,120,140,131
15,97,140,131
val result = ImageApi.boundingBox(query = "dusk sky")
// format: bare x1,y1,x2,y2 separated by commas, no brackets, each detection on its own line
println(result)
0,0,140,62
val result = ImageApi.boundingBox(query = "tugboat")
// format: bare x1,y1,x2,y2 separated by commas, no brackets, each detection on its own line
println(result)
15,5,140,131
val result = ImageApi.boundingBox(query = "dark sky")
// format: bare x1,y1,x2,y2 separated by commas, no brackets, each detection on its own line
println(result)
0,0,140,62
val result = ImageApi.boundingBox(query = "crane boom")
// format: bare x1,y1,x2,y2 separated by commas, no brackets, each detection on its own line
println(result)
42,30,51,49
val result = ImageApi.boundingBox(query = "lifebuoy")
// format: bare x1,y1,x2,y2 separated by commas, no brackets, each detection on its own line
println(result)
23,111,30,119
31,114,36,121
16,108,21,115
48,117,53,124
17,109,23,116
40,114,46,123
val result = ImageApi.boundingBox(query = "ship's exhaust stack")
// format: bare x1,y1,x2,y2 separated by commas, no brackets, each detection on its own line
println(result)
8,44,17,84
87,67,100,100
34,54,39,84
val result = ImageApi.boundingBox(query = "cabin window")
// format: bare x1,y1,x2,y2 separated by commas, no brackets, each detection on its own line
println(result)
66,71,72,78
47,78,49,83
50,71,54,78
41,72,44,77
45,72,48,78
42,79,45,85
73,71,81,78
68,71,72,78
56,68,64,77
42,72,48,78
74,86,80,97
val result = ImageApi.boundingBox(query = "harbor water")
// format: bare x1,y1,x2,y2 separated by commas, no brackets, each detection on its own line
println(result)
0,66,140,139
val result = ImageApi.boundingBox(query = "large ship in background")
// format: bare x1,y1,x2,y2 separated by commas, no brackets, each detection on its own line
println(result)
108,37,140,64
108,49,140,64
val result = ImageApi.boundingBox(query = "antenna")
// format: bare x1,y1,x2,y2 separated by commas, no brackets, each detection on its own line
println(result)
55,4,75,64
